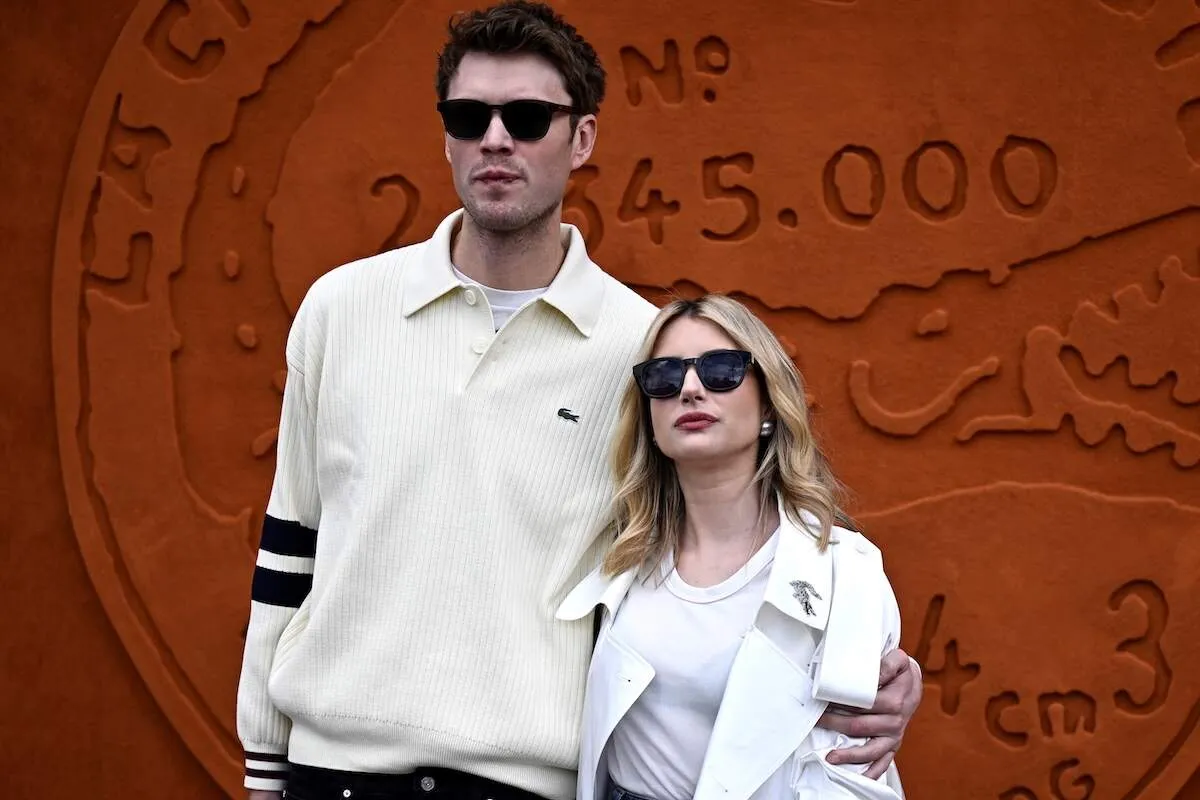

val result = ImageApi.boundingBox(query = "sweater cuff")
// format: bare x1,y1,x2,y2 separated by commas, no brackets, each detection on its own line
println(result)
244,748,289,791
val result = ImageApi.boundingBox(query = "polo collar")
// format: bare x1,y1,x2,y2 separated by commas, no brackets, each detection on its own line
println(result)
401,209,605,337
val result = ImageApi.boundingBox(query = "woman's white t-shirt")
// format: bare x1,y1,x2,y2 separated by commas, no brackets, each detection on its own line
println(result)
606,529,781,800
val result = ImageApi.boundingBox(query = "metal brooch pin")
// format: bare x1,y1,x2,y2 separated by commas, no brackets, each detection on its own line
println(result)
790,580,821,616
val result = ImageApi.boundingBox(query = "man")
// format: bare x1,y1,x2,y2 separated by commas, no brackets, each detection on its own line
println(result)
238,3,923,799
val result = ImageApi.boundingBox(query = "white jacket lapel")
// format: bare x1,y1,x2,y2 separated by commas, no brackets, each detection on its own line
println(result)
694,507,835,800
556,567,650,800
761,504,834,630
694,628,825,800
579,633,655,800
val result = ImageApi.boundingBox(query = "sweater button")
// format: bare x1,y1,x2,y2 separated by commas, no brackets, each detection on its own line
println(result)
471,336,488,354
420,776,436,792
464,288,477,306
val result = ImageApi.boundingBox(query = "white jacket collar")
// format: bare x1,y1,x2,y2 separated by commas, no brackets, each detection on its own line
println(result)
556,562,638,621
555,493,840,628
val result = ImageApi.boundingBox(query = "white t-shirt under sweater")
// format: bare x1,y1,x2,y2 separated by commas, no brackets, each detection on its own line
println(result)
452,264,548,330
607,529,781,800
236,209,658,798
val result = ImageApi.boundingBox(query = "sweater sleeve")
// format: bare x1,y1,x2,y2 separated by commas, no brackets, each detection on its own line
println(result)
236,303,322,791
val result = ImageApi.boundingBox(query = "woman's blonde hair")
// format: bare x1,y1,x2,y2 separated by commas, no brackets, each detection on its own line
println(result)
603,294,851,576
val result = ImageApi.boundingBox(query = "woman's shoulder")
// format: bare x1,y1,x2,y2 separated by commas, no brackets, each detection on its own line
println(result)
792,508,883,559
831,525,882,558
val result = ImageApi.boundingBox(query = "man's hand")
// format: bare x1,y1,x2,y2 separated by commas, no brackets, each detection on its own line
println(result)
247,791,283,800
818,648,923,779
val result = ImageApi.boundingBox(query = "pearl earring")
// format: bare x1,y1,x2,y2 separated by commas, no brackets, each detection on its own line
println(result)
760,420,775,437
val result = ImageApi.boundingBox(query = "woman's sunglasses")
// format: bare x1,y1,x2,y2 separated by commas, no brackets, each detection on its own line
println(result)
436,99,578,142
632,349,755,399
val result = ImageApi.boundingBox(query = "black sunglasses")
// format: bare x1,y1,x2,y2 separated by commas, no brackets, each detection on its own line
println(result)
436,99,578,142
632,349,755,399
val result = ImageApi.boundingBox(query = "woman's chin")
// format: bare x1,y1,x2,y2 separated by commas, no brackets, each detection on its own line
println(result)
663,439,749,467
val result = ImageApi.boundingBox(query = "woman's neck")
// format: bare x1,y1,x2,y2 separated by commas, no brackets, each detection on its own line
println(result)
674,461,779,586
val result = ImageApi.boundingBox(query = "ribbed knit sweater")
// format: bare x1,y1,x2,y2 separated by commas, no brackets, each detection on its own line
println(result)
236,210,657,797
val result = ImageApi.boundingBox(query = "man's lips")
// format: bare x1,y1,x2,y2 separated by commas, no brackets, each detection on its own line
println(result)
474,169,521,183
675,412,718,430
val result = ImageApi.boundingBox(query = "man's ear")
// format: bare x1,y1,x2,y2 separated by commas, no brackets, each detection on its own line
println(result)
571,114,598,170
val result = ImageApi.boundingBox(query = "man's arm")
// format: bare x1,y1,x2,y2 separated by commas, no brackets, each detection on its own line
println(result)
238,304,322,794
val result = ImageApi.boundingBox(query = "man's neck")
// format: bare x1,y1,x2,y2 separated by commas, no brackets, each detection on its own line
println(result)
451,209,567,291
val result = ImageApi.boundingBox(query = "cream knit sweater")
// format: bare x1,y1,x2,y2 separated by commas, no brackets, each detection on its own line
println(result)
236,210,657,797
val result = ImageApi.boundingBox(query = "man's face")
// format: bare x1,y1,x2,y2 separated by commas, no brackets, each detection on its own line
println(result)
443,51,596,233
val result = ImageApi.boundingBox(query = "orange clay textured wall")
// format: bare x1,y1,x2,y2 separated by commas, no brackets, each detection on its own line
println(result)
2,1,1200,798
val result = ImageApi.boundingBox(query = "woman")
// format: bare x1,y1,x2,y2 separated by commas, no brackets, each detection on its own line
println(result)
557,295,905,800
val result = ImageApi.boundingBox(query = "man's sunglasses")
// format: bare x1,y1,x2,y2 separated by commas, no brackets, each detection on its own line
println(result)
632,349,755,399
436,99,578,142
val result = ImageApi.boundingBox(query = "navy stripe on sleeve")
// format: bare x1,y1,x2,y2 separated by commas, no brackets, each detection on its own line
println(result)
260,514,318,557
251,566,313,607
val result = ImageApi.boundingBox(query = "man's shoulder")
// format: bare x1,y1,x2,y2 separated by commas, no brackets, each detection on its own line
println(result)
593,266,658,327
300,240,425,310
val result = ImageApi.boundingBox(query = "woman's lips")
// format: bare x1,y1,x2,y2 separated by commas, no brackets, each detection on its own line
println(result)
675,412,717,431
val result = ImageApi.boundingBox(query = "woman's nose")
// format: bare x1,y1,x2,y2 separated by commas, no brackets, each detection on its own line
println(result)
678,364,705,401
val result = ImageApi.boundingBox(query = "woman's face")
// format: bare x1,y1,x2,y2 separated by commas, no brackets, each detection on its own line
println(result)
646,316,766,469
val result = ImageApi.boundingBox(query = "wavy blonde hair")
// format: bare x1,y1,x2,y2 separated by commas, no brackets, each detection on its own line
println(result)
602,294,851,576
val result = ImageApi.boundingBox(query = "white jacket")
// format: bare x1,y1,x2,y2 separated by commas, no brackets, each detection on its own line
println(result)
556,498,905,800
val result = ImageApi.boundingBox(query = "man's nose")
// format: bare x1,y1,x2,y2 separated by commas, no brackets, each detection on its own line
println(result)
480,110,514,152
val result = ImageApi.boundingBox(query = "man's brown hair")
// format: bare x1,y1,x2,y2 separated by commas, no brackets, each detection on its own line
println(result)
435,1,607,116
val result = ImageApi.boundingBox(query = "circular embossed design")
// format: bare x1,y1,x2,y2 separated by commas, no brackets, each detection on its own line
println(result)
53,1,1200,796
